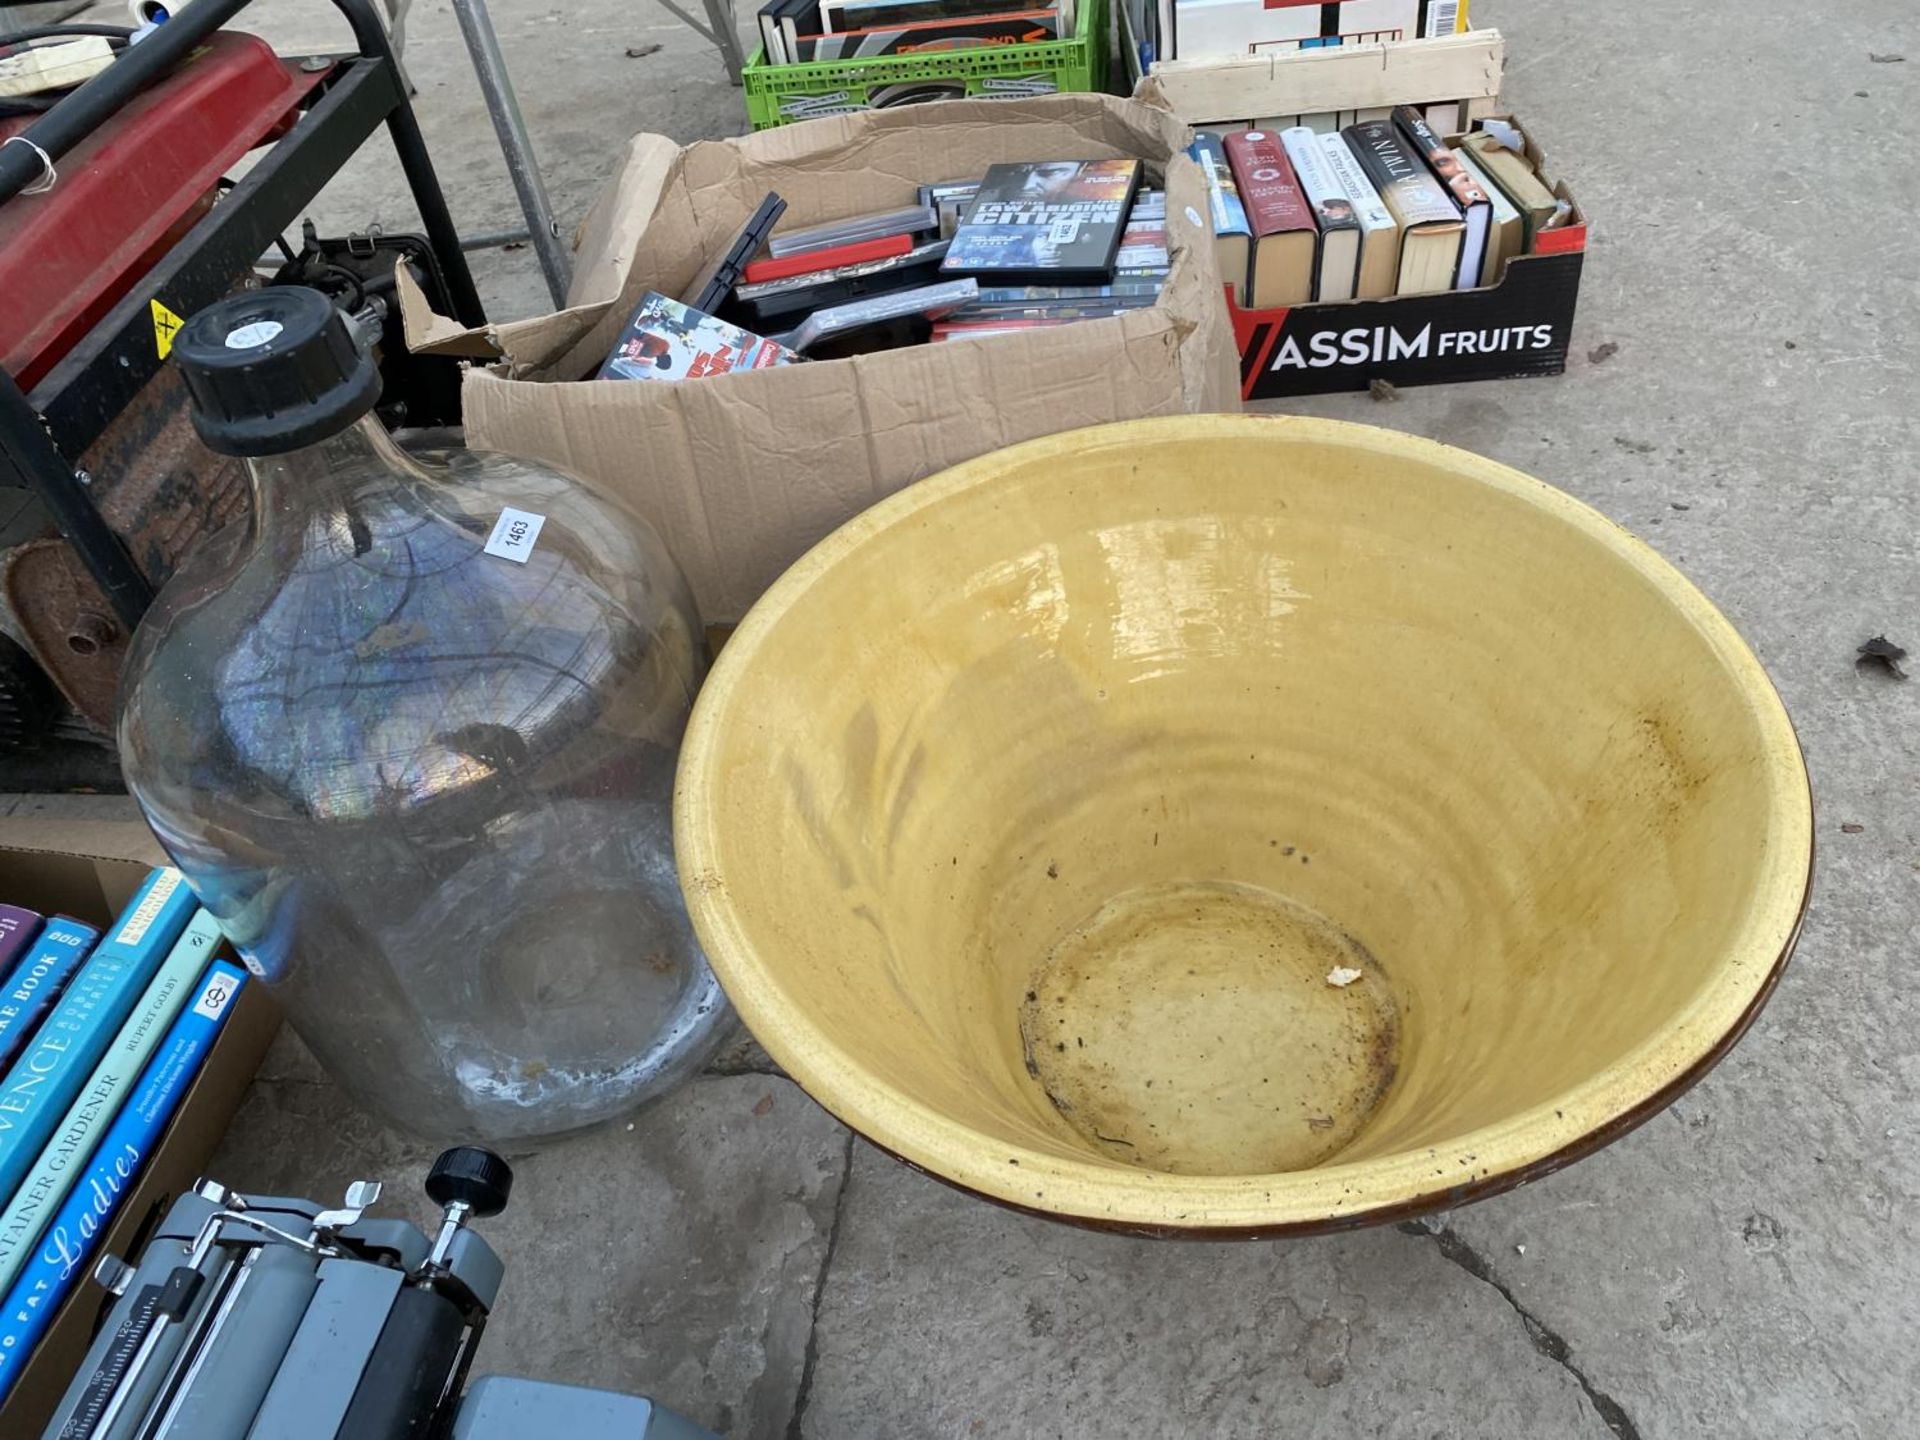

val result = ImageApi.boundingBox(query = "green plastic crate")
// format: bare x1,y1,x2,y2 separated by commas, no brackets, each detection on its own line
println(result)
743,0,1107,130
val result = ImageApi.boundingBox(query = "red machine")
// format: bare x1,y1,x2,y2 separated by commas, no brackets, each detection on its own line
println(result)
0,32,322,389
0,3,482,761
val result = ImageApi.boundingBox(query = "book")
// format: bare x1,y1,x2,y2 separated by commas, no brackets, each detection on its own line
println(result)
0,959,245,1408
0,916,96,1074
1457,129,1560,244
1344,118,1463,295
771,278,979,352
1392,105,1489,290
681,193,787,315
743,233,915,285
792,10,1066,61
1318,130,1401,300
0,907,37,979
1452,145,1523,286
1187,135,1252,305
758,0,821,62
0,868,195,1206
823,0,1072,33
1280,127,1361,302
1171,0,1462,62
599,293,800,381
1223,130,1316,308
768,204,937,259
757,0,809,62
940,160,1142,285
0,911,220,1295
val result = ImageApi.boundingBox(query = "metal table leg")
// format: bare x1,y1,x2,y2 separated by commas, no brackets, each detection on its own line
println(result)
449,0,573,310
661,0,746,83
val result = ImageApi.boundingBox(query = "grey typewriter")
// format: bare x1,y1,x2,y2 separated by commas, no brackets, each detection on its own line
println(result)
41,1147,713,1439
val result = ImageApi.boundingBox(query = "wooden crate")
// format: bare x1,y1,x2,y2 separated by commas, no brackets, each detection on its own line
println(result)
1129,24,1506,132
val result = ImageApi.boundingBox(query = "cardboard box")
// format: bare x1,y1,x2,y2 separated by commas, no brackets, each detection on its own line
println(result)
0,821,278,1438
402,95,1242,623
1128,20,1504,131
1228,117,1587,400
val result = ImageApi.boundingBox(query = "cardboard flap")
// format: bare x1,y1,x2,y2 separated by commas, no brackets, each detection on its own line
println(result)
567,131,685,309
0,816,166,867
396,266,503,359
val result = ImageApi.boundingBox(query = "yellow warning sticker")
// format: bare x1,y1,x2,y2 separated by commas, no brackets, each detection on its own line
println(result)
151,299,184,359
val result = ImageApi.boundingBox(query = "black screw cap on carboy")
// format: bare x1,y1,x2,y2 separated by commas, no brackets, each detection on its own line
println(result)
426,1146,514,1218
171,286,380,457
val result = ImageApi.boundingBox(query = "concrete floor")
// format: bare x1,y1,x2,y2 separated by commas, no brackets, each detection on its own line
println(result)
13,0,1920,1435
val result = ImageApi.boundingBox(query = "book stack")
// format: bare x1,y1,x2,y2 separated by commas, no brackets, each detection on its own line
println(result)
597,159,1168,379
1132,0,1465,68
757,0,1076,65
0,870,249,1409
1193,107,1564,308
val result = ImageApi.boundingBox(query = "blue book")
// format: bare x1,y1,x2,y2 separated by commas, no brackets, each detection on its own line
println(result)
0,960,245,1406
0,869,196,1204
0,917,98,1073
0,912,220,1293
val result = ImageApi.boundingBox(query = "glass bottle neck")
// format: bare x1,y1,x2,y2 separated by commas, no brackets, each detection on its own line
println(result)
245,414,426,522
243,412,430,535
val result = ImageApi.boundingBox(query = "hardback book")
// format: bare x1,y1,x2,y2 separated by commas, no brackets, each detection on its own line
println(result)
681,193,787,315
772,278,979,352
0,908,37,980
1222,129,1317,308
792,10,1066,61
1318,131,1401,300
940,160,1142,285
1457,129,1560,243
743,233,915,285
0,916,95,1073
757,0,803,61
1280,127,1361,303
600,293,800,381
0,868,195,1204
1344,118,1463,295
1172,0,1465,62
0,959,246,1409
0,911,220,1294
1187,135,1252,304
822,0,1072,33
1392,105,1489,289
1451,145,1523,285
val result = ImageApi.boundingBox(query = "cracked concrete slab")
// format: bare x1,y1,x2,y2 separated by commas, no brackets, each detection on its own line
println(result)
208,1071,846,1440
795,1144,1622,1439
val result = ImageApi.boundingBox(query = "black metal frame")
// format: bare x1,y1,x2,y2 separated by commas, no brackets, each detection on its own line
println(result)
0,0,485,629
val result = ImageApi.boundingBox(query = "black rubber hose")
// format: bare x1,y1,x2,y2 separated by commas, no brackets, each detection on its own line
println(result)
0,24,135,48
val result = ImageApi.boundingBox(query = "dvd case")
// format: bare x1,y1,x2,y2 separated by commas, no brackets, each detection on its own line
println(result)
767,204,939,259
600,293,800,381
940,160,1143,285
772,278,980,353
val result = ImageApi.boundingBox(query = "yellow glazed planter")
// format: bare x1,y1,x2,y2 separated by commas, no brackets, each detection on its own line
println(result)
675,416,1813,1236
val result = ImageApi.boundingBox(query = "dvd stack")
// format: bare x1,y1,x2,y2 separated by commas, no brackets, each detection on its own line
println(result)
592,157,1172,379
